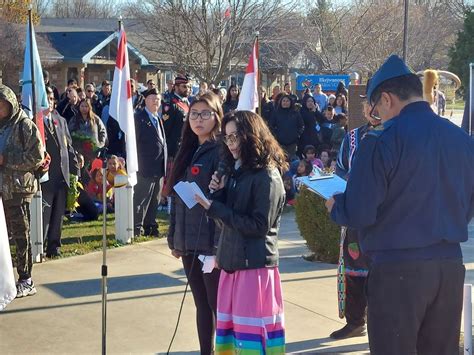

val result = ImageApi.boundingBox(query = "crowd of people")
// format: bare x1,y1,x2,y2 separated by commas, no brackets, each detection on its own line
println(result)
3,52,473,355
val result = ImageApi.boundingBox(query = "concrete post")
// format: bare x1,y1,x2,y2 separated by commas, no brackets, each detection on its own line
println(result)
114,176,134,244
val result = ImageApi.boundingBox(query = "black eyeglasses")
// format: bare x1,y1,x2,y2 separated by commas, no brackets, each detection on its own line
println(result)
223,132,239,146
189,110,214,120
369,96,382,121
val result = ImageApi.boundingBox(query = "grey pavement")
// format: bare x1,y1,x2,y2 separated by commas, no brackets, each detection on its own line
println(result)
1,211,473,354
0,211,369,354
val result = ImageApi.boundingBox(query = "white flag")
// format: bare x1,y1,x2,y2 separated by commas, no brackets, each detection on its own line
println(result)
0,199,17,311
109,27,138,186
237,38,259,112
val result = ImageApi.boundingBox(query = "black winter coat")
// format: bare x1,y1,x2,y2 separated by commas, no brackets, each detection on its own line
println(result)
208,166,286,271
223,99,238,114
168,141,220,255
298,107,324,154
269,108,304,146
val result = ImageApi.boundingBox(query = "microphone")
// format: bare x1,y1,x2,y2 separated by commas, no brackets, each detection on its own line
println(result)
209,161,228,194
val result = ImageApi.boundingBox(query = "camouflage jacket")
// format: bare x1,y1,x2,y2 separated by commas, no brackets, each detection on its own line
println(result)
0,85,44,201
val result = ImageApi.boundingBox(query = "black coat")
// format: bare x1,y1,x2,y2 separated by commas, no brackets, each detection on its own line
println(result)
56,99,78,123
106,117,126,158
208,167,286,271
223,99,238,114
42,111,79,188
269,107,304,146
298,107,324,154
168,141,220,255
162,93,189,158
134,108,167,178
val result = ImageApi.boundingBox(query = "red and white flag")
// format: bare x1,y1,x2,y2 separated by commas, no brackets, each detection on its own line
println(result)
237,38,259,112
109,26,138,186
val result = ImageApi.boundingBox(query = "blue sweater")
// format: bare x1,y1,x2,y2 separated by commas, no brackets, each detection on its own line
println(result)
331,101,474,263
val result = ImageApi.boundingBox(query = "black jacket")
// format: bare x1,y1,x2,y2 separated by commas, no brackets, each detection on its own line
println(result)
298,107,324,154
269,107,304,146
56,99,78,123
134,108,167,178
223,99,238,114
106,116,126,158
208,166,286,271
168,141,220,255
162,93,189,158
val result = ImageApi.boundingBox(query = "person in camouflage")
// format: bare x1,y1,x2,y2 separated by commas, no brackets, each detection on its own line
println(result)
0,84,44,298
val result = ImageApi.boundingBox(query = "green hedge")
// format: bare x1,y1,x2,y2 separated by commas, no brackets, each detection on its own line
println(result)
295,186,340,263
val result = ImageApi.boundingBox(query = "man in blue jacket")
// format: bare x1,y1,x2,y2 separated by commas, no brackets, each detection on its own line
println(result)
326,55,474,354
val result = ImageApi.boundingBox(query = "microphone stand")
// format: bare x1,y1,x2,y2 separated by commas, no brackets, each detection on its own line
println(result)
98,147,108,355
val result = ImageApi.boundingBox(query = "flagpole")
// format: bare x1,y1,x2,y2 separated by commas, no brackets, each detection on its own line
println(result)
28,8,36,122
255,32,261,117
28,6,44,264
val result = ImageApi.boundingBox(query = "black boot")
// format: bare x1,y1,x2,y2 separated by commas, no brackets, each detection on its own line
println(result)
329,324,366,340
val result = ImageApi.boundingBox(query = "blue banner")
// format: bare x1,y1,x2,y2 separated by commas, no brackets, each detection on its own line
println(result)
296,75,351,92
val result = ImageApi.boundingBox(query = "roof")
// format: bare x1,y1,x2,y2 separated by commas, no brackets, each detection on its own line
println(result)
40,31,113,62
36,19,149,65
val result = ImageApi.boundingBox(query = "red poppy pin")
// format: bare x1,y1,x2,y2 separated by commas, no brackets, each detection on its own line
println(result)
53,119,58,126
191,166,200,175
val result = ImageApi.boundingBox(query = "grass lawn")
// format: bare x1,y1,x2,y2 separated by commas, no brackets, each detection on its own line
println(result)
11,211,170,261
59,211,170,257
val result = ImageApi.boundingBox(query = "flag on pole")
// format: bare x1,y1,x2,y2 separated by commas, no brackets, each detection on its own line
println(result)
0,198,17,311
109,26,138,186
237,37,259,112
21,19,48,146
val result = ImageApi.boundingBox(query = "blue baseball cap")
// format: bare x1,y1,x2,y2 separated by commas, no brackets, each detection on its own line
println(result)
367,55,414,103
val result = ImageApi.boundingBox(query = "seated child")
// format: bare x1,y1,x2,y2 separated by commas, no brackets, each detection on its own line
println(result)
106,155,127,186
293,159,313,193
319,149,331,169
87,168,114,213
303,145,324,169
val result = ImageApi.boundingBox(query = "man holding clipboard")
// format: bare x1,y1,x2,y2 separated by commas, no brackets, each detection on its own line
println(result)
326,55,474,354
328,83,381,340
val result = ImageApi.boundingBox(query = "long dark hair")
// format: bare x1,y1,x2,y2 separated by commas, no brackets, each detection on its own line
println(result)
222,111,288,174
226,84,240,102
166,92,223,195
72,98,98,132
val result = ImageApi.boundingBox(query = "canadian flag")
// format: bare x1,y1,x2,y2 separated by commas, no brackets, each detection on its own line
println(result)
109,26,138,186
237,38,259,112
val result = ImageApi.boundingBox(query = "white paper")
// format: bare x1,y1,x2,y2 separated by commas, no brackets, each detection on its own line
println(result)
297,175,347,200
198,255,216,273
173,181,210,209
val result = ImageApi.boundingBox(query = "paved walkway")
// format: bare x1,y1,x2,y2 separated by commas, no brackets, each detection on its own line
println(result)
1,211,473,354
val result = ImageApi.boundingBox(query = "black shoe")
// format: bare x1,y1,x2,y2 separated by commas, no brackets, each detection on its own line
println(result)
143,226,160,238
46,247,61,258
329,324,366,340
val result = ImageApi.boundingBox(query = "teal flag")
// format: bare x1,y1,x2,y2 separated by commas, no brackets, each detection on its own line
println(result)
21,20,48,118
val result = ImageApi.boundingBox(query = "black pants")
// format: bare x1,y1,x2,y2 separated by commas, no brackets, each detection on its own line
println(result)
182,254,220,355
367,259,465,355
42,182,67,253
345,275,367,327
133,174,162,234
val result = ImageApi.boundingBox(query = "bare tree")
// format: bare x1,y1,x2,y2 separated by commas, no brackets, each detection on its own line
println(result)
50,0,122,18
302,0,463,75
126,0,296,84
32,0,52,17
